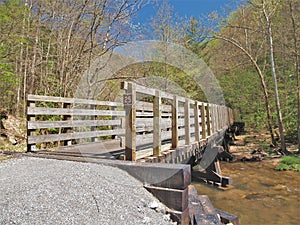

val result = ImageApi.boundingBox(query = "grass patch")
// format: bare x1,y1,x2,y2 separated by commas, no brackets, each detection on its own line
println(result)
276,156,300,172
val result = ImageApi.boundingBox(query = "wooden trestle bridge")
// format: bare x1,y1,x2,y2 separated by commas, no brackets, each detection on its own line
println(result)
26,81,240,225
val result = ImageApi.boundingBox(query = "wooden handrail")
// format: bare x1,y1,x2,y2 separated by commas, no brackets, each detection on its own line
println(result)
121,82,234,161
27,94,123,107
26,82,234,160
26,95,124,151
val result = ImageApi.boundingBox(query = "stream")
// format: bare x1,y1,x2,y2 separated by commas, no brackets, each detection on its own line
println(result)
193,161,300,225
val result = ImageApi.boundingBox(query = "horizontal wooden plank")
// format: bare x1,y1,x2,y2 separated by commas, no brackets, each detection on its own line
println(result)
27,94,123,107
136,130,172,146
159,91,174,101
189,99,195,104
136,144,173,159
123,82,187,102
136,118,197,132
28,129,125,144
178,118,196,126
135,127,195,146
135,84,156,96
136,101,172,112
28,119,121,130
136,118,172,132
136,112,173,117
27,107,125,116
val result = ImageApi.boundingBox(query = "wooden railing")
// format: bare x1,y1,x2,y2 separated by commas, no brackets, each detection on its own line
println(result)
26,82,234,161
121,82,234,161
26,95,125,151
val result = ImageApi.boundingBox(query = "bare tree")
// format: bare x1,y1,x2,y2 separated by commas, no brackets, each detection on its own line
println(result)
209,4,277,145
261,0,288,153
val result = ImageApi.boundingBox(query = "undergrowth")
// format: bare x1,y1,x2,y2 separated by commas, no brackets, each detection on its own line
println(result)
276,156,300,172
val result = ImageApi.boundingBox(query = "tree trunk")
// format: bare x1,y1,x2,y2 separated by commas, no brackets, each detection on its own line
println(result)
214,35,277,146
262,1,288,153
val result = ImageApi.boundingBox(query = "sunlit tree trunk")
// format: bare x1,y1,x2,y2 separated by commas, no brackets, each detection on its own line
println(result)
214,35,277,146
262,0,288,153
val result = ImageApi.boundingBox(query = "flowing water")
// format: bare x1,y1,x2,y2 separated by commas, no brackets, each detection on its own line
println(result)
193,161,300,225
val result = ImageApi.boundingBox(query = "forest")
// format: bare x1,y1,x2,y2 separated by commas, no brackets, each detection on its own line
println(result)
0,0,299,152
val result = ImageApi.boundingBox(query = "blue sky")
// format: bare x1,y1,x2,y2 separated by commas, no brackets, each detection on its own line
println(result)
133,0,245,25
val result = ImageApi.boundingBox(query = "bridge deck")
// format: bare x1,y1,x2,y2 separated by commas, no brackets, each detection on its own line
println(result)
37,139,123,160
35,138,189,162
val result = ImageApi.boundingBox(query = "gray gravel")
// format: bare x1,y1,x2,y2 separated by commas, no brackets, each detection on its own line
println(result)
0,157,174,225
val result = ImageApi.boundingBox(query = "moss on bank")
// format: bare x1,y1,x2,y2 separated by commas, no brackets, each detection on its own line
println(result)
276,156,300,172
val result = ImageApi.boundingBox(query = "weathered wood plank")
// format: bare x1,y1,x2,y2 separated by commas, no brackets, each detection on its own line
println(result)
124,83,137,161
136,111,173,117
62,102,72,146
28,120,122,130
188,186,222,225
184,99,191,145
136,131,171,146
135,101,185,114
206,104,211,136
215,209,239,225
201,103,206,139
194,102,200,142
122,81,187,102
28,129,125,144
153,90,161,156
135,117,195,133
27,107,125,116
136,144,173,159
210,105,215,134
135,127,195,147
136,101,172,112
136,118,171,131
27,101,36,151
172,95,179,148
27,94,123,107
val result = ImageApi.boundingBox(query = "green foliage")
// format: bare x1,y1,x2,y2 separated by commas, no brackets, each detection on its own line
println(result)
276,156,300,172
204,0,299,147
0,0,29,113
217,68,269,128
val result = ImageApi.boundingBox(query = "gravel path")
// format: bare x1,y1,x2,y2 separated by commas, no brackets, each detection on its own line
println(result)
0,157,174,225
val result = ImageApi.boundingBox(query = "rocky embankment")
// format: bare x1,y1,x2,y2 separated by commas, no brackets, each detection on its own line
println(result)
0,112,26,159
228,131,297,162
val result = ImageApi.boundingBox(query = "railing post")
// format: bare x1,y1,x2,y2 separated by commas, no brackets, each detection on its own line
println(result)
184,99,190,145
220,105,225,129
153,90,161,156
194,101,200,142
213,105,217,132
27,100,36,152
64,102,73,145
206,104,211,136
201,103,206,139
90,104,98,142
124,83,136,161
217,105,220,131
172,95,178,149
111,106,117,140
214,105,218,132
210,104,214,134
